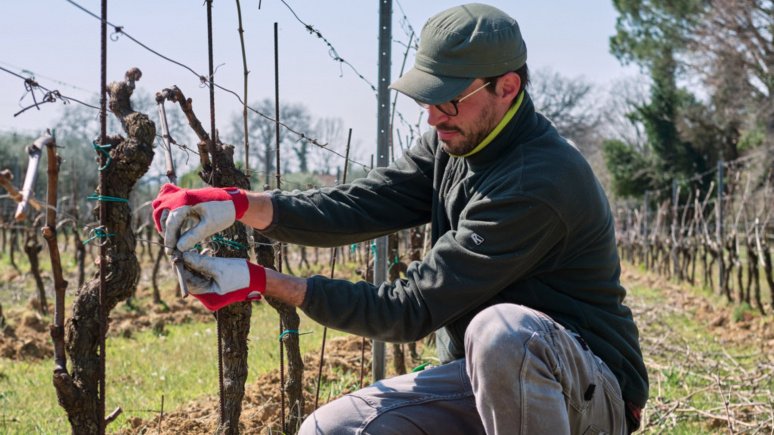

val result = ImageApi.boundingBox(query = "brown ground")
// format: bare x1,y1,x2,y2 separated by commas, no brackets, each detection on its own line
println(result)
6,261,766,362
119,335,374,434
0,295,213,361
620,265,774,352
117,263,774,434
3,257,772,432
0,306,53,360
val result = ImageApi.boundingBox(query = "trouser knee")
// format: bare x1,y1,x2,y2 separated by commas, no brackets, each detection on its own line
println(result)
464,304,547,365
298,400,352,435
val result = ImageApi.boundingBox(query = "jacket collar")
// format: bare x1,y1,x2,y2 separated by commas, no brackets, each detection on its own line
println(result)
460,91,539,170
448,91,525,158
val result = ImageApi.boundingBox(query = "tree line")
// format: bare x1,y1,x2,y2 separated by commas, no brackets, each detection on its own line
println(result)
603,0,772,201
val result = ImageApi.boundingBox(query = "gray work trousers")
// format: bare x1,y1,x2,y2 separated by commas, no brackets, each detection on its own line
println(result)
299,304,626,435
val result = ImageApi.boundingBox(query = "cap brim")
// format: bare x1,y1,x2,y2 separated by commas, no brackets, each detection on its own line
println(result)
389,67,474,105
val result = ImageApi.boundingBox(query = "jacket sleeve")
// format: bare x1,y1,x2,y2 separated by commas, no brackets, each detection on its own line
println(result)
258,134,436,247
299,194,567,342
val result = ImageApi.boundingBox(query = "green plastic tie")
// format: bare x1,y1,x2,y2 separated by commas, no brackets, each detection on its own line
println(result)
278,329,312,341
92,140,113,171
87,194,129,203
211,235,248,251
412,362,431,372
83,228,115,245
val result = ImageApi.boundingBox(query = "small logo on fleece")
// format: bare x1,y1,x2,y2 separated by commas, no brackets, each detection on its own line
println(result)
471,233,485,245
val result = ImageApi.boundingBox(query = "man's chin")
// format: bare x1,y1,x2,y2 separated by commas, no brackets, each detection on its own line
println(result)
441,140,476,156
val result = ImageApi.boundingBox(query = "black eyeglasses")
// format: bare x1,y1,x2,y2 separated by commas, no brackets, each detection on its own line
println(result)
416,81,491,116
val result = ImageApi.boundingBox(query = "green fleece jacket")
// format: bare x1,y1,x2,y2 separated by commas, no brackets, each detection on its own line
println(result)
260,93,648,409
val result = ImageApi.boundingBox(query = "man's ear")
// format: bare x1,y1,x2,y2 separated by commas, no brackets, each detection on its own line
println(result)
497,72,521,101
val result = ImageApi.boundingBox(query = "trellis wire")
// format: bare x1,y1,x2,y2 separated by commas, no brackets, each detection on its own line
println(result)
636,148,769,198
277,0,377,93
0,65,100,114
5,0,375,172
277,0,421,146
393,0,418,49
63,0,338,153
615,155,773,313
2,61,204,166
0,59,94,93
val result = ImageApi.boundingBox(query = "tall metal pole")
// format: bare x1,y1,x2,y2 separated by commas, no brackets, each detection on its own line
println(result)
373,0,392,382
98,1,108,432
273,21,287,431
717,160,725,295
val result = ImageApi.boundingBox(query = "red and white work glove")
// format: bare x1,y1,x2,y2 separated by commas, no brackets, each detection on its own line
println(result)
152,184,249,253
181,251,266,311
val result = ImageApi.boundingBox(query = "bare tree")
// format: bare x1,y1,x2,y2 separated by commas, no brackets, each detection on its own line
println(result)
530,68,600,151
599,77,650,151
312,117,344,174
229,99,312,184
686,0,773,169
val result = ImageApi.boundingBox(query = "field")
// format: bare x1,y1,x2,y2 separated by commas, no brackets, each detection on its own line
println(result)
0,0,772,433
1,244,773,434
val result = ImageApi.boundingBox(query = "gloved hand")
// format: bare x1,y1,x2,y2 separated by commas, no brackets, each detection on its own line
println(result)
152,184,249,253
181,251,266,311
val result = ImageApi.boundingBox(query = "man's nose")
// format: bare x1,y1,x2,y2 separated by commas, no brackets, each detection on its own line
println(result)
426,105,450,127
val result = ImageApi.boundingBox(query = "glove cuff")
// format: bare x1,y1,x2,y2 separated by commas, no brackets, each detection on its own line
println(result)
247,261,267,293
193,261,266,311
223,188,249,220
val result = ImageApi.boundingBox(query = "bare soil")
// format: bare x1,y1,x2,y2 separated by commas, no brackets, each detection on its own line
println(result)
120,335,373,434
4,258,771,432
120,263,774,434
0,296,213,361
620,265,774,352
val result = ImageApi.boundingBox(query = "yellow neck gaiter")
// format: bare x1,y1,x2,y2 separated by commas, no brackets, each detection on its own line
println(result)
449,91,525,158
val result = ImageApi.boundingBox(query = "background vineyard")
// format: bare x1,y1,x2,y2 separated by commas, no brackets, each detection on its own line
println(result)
1,0,773,433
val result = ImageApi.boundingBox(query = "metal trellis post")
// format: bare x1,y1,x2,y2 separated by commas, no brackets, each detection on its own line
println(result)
373,0,392,382
717,160,725,295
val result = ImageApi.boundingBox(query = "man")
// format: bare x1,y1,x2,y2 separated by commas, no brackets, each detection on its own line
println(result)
153,4,648,434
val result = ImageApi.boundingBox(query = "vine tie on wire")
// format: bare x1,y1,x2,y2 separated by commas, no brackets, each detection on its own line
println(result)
87,193,128,203
279,330,312,341
210,234,249,251
83,227,115,246
92,141,113,171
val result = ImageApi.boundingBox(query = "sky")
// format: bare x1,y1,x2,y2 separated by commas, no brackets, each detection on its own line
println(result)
0,0,638,173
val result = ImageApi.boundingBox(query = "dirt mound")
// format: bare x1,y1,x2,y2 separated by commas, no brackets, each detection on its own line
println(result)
21,310,48,332
0,298,214,362
620,265,774,352
122,336,373,434
108,298,214,339
0,310,54,360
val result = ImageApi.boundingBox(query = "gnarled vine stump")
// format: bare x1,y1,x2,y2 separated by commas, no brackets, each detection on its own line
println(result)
53,68,155,434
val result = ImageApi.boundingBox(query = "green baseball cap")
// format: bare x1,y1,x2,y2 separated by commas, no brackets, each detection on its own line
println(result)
390,3,527,105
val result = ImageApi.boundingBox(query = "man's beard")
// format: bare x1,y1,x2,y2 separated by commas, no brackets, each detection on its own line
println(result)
437,104,500,156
